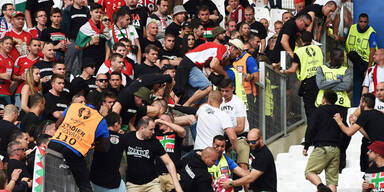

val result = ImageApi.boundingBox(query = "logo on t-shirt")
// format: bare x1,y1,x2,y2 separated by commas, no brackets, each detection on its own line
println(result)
126,146,150,159
156,134,175,153
110,135,120,144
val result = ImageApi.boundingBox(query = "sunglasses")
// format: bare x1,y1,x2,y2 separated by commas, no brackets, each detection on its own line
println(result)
102,18,111,22
97,79,108,82
247,138,260,144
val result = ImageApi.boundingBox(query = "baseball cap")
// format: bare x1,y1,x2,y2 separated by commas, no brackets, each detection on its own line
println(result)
134,87,151,105
229,39,244,51
212,26,225,38
13,11,25,18
173,5,186,16
368,141,384,156
295,0,305,3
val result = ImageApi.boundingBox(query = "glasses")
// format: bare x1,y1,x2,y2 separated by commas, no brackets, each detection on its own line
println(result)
247,138,260,144
13,148,27,152
97,79,108,82
102,18,111,22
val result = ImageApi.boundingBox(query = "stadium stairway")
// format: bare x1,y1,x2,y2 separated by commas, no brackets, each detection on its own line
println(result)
275,132,364,192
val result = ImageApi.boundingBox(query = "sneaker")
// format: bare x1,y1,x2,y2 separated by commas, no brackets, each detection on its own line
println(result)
317,183,332,192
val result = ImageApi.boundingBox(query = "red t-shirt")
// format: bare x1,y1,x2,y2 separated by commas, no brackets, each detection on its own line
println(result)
185,42,230,69
5,29,32,61
0,53,14,96
13,55,40,94
98,0,126,21
230,5,245,24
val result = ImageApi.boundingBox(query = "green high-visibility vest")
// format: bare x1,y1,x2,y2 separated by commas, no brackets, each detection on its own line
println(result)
315,65,351,107
207,154,232,180
295,44,323,81
230,68,248,110
346,24,376,63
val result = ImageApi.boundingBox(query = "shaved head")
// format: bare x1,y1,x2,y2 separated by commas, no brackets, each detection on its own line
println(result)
201,147,219,167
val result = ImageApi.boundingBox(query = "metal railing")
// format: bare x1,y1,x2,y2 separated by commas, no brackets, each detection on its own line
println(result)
249,59,306,144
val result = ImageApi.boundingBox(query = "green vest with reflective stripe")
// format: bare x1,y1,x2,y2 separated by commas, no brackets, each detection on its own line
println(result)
207,154,232,180
315,65,351,107
230,68,248,110
295,44,323,81
346,24,376,63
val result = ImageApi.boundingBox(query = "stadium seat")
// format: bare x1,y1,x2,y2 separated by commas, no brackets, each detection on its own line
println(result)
270,8,287,26
254,7,271,23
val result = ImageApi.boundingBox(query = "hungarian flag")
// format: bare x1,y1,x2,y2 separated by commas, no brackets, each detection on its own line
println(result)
75,20,110,48
32,146,47,192
368,172,384,189
14,0,26,13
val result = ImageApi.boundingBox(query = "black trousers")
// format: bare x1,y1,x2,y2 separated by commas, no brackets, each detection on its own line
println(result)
360,137,371,172
48,142,93,192
299,77,319,122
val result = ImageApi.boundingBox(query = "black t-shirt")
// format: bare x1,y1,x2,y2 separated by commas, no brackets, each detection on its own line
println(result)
121,132,166,184
165,22,181,40
134,63,161,78
356,110,384,141
43,79,72,102
117,87,147,125
270,19,300,63
90,131,124,188
40,26,66,45
155,130,183,174
296,4,326,26
123,6,148,40
249,145,277,192
7,159,32,183
43,91,70,121
71,76,96,95
202,20,218,42
140,38,162,55
68,6,90,40
159,48,181,61
0,120,18,158
26,0,54,27
184,0,219,21
83,38,107,68
20,112,40,133
237,21,267,39
34,60,53,79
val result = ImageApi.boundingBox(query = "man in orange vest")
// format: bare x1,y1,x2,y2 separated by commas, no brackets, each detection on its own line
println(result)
48,99,110,192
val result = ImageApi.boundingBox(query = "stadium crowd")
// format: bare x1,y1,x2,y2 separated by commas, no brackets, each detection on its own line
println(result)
0,0,383,191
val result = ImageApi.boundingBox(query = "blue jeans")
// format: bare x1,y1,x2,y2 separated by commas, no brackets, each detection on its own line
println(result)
91,180,126,192
0,95,11,104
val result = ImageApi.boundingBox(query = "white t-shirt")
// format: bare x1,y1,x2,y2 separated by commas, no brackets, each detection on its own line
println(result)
362,65,384,93
375,98,384,112
220,95,249,134
109,24,139,62
194,104,233,150
96,63,127,86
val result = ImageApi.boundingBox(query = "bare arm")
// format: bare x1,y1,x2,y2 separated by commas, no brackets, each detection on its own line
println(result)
160,154,183,192
105,41,111,61
230,169,263,187
281,34,294,57
232,166,250,178
368,48,376,68
282,62,299,74
210,57,228,77
135,38,142,64
225,127,238,152
260,39,266,54
25,10,33,28
155,119,186,138
234,117,245,135
55,115,65,129
306,11,315,32
334,113,363,136
20,85,31,113
112,101,122,114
